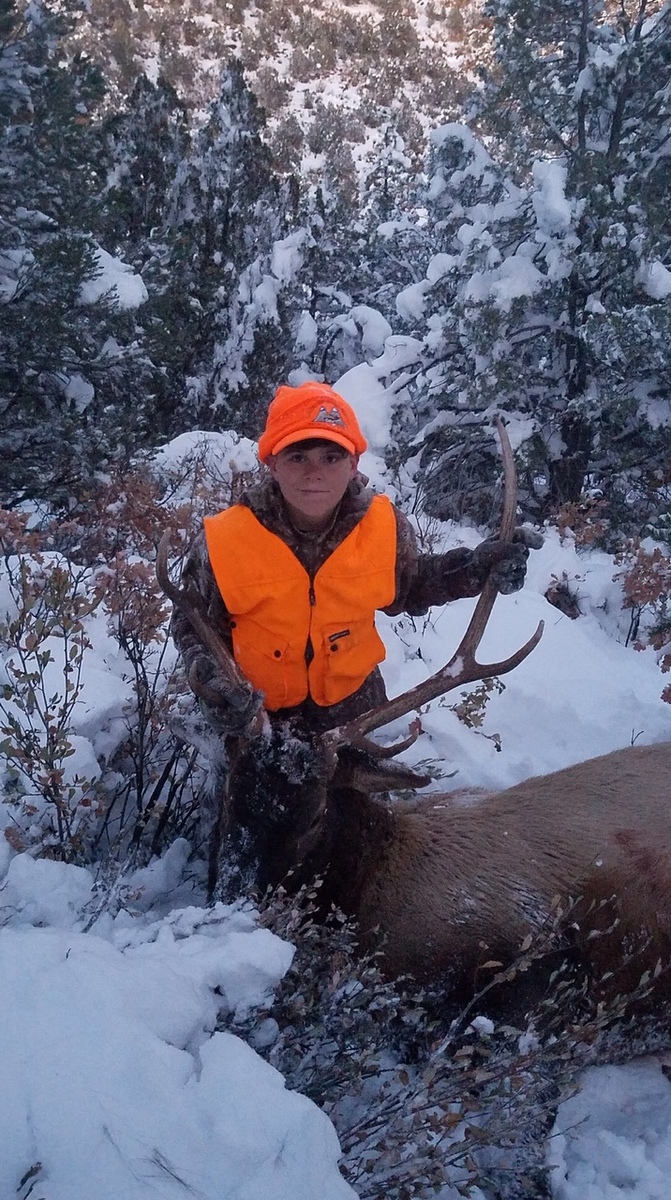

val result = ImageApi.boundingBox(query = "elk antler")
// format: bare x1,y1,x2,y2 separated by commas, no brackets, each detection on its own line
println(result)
156,532,265,731
330,416,544,754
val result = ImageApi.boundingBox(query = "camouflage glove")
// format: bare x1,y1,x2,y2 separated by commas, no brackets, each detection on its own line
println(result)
189,653,264,734
471,526,544,595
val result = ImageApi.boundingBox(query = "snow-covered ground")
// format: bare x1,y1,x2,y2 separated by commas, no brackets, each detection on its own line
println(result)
2,367,671,1199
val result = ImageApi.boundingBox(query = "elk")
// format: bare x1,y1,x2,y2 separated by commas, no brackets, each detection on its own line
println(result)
157,422,671,1011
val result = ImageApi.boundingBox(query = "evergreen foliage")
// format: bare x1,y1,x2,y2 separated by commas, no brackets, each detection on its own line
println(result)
97,74,199,439
1,0,670,537
99,74,190,256
0,1,157,507
168,61,296,436
399,0,671,530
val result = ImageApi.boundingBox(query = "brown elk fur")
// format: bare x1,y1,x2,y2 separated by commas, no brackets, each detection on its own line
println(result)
225,739,671,1005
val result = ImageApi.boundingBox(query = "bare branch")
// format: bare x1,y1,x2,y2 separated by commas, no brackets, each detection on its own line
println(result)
155,532,251,698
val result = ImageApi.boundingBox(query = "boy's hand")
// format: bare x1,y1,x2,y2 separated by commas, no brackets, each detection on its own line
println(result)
190,654,264,733
472,527,544,595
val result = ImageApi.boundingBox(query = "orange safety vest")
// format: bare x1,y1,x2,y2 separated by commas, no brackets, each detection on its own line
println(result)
203,496,397,710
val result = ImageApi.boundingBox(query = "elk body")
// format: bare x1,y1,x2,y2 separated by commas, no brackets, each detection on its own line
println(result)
223,735,671,1005
158,420,671,1010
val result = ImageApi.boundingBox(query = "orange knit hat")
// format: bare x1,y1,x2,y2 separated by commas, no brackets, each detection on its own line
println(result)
258,382,367,463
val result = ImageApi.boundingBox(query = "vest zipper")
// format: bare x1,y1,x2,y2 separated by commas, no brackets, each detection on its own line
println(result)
305,579,317,679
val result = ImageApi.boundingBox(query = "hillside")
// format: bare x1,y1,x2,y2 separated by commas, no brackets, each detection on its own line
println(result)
70,0,491,178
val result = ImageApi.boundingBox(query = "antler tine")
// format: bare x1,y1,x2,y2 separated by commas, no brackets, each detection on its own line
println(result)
330,416,544,753
156,531,257,700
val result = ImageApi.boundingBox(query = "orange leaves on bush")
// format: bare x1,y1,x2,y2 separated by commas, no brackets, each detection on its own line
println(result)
614,539,671,612
99,553,169,646
614,537,671,704
0,510,43,557
551,497,609,548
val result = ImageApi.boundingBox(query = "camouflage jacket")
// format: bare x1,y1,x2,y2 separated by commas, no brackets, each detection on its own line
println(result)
170,473,489,731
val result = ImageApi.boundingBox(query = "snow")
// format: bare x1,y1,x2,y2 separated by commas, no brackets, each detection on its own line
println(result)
3,371,671,1198
294,309,319,353
152,429,259,504
465,253,545,309
638,260,671,301
548,1060,671,1199
79,246,149,309
427,251,459,283
396,277,431,319
270,229,308,282
64,372,95,411
532,159,573,233
0,906,350,1200
334,360,396,457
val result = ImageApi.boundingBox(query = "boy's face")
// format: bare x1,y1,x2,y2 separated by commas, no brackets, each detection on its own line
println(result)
268,440,358,529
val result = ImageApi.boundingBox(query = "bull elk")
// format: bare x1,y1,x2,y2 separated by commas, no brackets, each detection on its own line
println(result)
157,421,671,1011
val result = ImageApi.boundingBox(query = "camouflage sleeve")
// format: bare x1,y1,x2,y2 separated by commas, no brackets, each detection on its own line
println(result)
169,529,233,675
383,508,486,617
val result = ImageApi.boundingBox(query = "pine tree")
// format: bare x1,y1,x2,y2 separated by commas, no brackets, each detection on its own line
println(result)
168,61,296,436
279,144,429,392
97,74,197,438
479,0,671,521
0,2,157,506
99,74,190,257
402,0,671,530
399,125,526,523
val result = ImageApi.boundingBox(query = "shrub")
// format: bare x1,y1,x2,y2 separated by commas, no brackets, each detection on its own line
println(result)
613,538,671,702
0,516,105,858
230,884,671,1199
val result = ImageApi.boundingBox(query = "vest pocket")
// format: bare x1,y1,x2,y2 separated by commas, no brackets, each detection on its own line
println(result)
319,620,386,703
231,622,299,710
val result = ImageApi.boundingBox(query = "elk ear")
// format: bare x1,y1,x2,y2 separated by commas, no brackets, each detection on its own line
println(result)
336,748,432,793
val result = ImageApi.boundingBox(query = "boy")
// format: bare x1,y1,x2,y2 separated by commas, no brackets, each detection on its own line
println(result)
171,381,540,733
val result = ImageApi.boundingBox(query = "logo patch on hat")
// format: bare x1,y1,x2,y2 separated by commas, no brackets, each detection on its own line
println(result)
314,405,345,427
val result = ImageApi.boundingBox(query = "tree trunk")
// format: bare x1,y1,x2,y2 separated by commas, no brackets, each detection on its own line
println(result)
548,412,593,508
